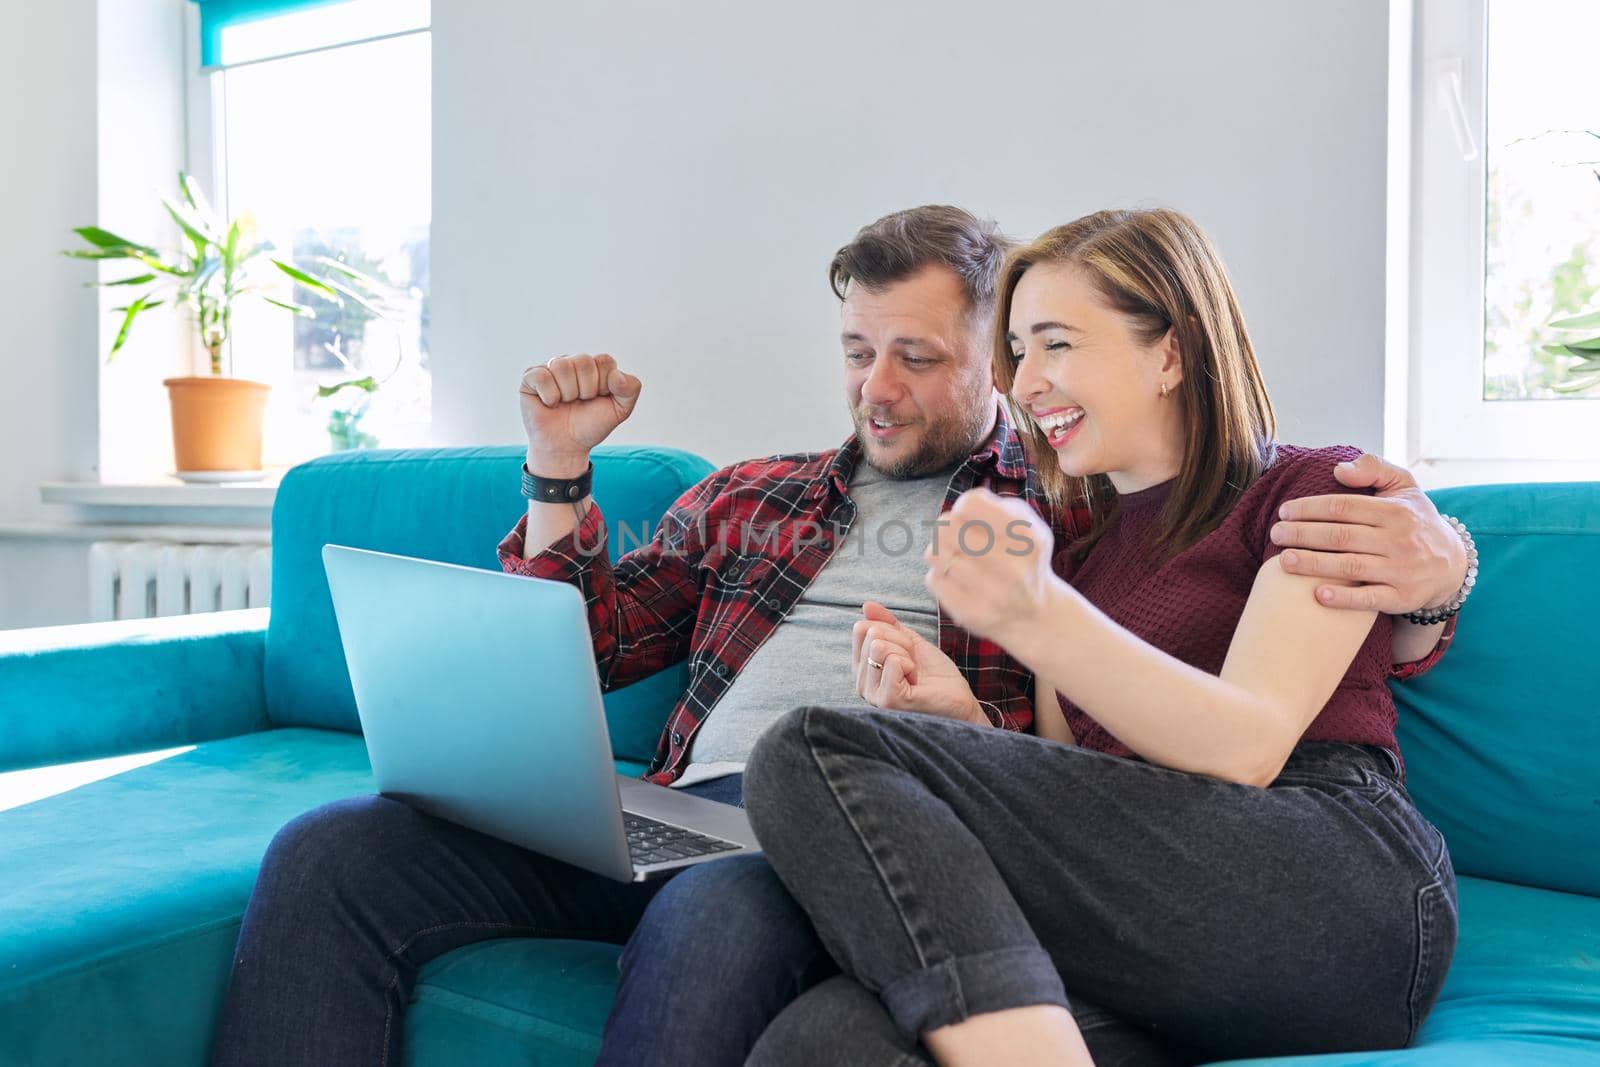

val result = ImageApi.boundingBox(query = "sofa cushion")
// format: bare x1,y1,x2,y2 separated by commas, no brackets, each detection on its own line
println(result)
405,938,623,1067
0,728,375,1067
0,724,650,1067
264,444,714,762
1394,483,1600,897
406,875,1600,1066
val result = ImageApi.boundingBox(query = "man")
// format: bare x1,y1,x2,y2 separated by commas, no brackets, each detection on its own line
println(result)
210,207,1468,1065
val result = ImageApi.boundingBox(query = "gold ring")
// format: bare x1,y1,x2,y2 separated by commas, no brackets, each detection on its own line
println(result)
867,658,884,671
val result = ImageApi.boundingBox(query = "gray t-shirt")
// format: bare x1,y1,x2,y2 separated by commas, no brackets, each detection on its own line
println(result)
674,461,955,787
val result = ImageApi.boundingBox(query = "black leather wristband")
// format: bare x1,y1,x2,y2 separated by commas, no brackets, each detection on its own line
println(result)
521,462,593,503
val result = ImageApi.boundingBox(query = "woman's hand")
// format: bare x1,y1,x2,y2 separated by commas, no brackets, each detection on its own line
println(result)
924,488,1064,649
852,601,987,725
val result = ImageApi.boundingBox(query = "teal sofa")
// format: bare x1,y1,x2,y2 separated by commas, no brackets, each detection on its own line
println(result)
1,446,1596,1066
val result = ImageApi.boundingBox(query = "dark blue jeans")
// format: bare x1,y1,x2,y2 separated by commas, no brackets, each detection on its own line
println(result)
738,706,1458,1065
210,775,797,1066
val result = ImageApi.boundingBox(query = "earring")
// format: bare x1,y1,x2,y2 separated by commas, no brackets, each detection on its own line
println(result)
1159,382,1170,399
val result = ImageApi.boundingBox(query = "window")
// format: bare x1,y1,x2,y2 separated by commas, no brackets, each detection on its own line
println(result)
194,0,431,464
1483,3,1600,401
1408,0,1600,480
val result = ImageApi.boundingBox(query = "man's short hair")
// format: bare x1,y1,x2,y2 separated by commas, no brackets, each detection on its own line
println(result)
828,205,1011,323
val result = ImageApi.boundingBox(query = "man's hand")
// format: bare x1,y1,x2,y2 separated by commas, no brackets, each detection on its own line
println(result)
519,353,641,477
1270,453,1467,614
852,601,986,725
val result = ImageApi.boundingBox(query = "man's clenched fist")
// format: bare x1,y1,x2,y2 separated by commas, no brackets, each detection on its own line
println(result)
519,353,642,476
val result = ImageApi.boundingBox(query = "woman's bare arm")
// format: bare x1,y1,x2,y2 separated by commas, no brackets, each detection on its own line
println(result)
1004,558,1376,786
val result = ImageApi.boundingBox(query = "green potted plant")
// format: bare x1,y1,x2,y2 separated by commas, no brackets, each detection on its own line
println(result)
66,172,385,474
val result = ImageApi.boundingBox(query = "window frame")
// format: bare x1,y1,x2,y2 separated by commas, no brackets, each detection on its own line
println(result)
1406,0,1600,482
179,3,433,465
183,2,224,283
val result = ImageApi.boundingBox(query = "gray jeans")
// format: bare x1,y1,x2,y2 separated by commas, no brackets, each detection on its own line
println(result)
742,706,1456,1065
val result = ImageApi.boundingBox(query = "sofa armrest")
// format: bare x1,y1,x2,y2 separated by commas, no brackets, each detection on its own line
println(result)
0,608,271,773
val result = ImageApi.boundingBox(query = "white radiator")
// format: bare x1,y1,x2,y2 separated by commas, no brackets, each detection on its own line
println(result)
88,541,272,622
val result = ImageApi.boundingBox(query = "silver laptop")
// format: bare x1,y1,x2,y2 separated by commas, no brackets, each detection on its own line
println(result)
322,544,756,882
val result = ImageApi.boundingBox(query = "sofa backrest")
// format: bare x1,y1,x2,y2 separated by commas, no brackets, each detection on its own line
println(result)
268,455,1596,892
264,445,715,765
1396,482,1598,898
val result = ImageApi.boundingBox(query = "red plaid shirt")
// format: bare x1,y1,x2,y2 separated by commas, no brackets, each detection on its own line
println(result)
499,405,1071,783
499,409,1451,783
1390,616,1454,681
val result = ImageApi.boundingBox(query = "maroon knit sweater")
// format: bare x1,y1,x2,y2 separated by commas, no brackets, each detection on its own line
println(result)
1056,444,1398,761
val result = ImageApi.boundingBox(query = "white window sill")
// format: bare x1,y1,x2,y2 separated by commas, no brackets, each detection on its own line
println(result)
39,473,283,509
29,474,281,534
0,520,271,544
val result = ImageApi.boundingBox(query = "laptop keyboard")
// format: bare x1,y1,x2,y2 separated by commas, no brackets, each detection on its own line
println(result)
623,812,742,867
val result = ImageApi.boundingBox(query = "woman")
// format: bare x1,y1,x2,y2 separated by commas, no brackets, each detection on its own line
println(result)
741,208,1458,1066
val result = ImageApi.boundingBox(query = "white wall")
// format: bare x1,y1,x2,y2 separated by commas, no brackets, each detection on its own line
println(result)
1,0,1395,629
431,0,1392,467
96,0,192,485
0,0,101,628
0,0,189,631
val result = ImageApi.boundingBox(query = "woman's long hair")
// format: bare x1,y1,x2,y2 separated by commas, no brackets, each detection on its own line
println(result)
993,208,1277,562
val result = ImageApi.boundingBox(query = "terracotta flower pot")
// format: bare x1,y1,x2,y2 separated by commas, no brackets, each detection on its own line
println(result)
163,376,271,472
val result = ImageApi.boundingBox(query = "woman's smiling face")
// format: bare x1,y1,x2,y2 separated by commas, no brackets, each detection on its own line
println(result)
1006,262,1187,494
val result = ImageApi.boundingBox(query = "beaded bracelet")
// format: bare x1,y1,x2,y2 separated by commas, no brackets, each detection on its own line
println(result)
1401,515,1477,625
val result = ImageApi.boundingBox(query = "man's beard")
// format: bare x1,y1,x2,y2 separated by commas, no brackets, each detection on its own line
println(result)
851,401,992,479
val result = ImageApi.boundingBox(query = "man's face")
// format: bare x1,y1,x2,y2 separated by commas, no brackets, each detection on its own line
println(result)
841,265,999,478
